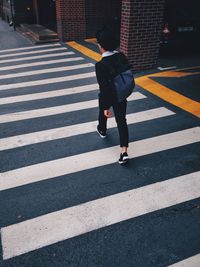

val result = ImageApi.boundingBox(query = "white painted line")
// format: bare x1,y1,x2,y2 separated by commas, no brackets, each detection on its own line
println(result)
0,52,74,64
0,93,145,123
1,171,200,259
0,83,98,105
0,71,95,91
0,107,174,151
0,43,61,54
157,66,177,71
0,47,67,59
0,63,94,80
0,127,199,191
168,254,200,267
0,57,84,71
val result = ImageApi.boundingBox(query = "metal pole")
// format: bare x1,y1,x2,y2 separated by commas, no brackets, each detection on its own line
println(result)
10,0,16,30
33,0,40,24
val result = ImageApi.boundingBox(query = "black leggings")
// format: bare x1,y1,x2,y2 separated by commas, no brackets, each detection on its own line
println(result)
98,100,129,147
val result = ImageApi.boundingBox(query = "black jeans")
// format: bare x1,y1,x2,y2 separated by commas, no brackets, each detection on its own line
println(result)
98,100,129,147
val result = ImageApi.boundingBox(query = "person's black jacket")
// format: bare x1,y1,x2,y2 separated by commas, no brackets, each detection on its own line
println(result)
95,52,131,109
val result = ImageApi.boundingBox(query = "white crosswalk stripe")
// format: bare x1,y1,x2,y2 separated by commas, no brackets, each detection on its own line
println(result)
0,83,98,105
0,127,199,191
0,44,199,263
0,57,84,71
1,171,200,259
0,93,145,123
0,47,67,59
0,63,94,80
168,254,200,267
0,43,61,54
0,107,174,151
0,51,74,64
0,71,96,90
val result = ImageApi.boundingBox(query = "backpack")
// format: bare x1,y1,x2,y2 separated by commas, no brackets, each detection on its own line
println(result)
102,55,135,103
113,69,135,102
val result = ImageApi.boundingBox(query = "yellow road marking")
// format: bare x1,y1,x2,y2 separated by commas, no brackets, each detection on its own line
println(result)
150,66,200,78
175,66,200,72
85,38,97,44
190,71,200,76
66,41,200,118
149,71,192,78
137,76,200,118
67,41,101,61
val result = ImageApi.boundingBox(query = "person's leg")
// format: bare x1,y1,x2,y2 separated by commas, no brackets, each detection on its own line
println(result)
113,100,129,163
98,107,107,133
97,98,108,138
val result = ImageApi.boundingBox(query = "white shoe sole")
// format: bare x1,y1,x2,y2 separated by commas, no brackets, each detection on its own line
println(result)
96,129,107,139
118,158,129,164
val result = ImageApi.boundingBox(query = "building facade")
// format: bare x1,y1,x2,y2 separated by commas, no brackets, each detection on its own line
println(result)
57,0,165,70
1,0,166,70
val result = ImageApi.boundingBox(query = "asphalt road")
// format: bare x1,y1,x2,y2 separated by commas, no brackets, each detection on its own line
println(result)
0,19,200,267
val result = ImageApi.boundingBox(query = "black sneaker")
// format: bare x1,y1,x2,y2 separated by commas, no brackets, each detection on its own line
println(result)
97,126,106,139
118,152,129,164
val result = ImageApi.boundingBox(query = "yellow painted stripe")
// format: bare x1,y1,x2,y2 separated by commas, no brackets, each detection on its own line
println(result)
67,41,101,61
150,70,200,78
184,71,200,76
85,38,97,44
136,76,200,118
175,66,200,72
149,71,192,78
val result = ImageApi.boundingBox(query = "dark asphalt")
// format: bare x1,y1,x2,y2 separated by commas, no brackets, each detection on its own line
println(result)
0,19,200,267
153,75,200,102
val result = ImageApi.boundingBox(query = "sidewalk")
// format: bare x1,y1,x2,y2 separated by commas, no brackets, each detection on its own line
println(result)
0,19,32,50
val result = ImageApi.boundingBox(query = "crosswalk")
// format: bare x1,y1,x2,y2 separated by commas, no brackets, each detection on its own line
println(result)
0,57,84,71
0,63,94,80
2,171,200,260
0,107,174,151
0,71,96,90
1,127,199,191
0,43,199,265
0,93,146,123
0,47,68,59
0,51,75,64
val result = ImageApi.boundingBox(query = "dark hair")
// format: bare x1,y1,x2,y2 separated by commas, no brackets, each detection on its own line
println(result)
96,26,119,51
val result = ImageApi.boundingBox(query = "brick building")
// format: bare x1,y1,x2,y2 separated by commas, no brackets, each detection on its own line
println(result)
1,0,166,70
57,0,165,70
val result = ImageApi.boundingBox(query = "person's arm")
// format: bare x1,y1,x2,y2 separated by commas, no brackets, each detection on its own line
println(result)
95,62,112,110
104,109,112,118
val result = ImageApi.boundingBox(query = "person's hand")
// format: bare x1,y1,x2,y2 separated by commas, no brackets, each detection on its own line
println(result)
104,109,112,118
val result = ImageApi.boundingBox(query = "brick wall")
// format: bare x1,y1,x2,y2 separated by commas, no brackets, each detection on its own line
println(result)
56,0,86,41
57,0,165,70
120,0,165,71
56,0,121,40
85,0,121,37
